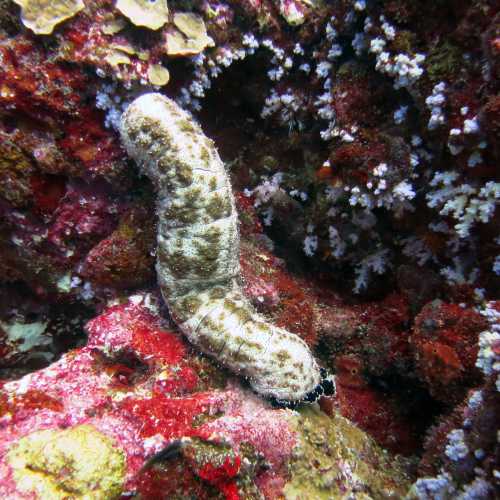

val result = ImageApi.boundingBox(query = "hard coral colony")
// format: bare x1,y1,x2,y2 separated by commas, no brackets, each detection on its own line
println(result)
0,0,499,499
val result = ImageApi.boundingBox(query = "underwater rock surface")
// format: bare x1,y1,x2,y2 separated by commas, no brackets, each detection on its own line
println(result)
0,298,410,498
0,0,498,498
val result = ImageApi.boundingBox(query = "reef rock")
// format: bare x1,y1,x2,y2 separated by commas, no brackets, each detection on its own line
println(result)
0,0,498,497
0,298,411,499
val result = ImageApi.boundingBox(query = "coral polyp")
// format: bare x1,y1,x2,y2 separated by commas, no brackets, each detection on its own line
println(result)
120,93,324,402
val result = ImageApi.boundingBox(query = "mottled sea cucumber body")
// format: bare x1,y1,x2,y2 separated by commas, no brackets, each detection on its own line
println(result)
120,93,322,401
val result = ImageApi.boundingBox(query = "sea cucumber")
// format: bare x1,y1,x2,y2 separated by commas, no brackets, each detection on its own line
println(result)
120,93,330,402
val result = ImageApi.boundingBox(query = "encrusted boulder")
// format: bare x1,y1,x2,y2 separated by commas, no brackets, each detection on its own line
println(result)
0,297,411,499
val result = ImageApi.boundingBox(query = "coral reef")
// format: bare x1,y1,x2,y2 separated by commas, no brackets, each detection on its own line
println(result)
0,0,498,497
0,298,411,498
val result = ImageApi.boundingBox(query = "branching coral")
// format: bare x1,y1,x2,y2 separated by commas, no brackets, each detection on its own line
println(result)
120,93,332,403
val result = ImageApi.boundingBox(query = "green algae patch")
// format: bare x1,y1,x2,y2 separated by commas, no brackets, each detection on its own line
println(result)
284,407,411,499
7,424,126,499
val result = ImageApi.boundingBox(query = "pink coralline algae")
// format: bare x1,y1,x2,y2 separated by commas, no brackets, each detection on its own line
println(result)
0,300,293,497
0,299,409,498
0,0,499,497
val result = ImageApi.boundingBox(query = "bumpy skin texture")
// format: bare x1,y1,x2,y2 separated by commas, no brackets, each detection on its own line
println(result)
120,93,321,401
